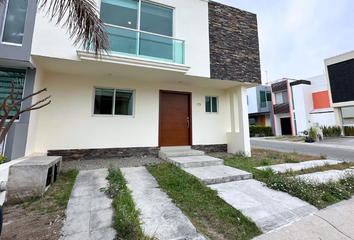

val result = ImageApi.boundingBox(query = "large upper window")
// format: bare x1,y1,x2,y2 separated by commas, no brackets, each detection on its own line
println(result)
100,0,184,63
2,0,28,44
260,91,271,108
274,91,288,105
94,88,134,116
0,68,25,118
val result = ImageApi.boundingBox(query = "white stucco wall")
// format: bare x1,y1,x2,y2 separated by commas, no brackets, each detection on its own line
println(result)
306,74,328,93
247,87,258,114
291,84,313,135
310,112,335,127
31,0,210,78
29,72,229,152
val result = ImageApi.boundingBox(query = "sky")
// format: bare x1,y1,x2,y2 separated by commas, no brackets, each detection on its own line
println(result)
215,0,354,84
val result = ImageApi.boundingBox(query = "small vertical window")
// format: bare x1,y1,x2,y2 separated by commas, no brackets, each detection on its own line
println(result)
94,88,134,116
266,92,271,101
2,0,29,44
260,91,266,108
205,96,218,113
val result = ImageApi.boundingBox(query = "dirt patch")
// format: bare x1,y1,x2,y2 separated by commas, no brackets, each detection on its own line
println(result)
0,170,78,240
1,205,64,240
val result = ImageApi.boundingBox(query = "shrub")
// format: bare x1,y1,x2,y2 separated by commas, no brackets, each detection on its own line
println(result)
344,126,354,136
0,155,6,164
321,125,342,137
249,126,272,137
308,127,317,138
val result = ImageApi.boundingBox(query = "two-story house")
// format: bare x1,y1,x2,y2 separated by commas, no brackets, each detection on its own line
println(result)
325,50,354,136
0,0,37,160
247,85,274,132
2,0,261,160
270,74,335,136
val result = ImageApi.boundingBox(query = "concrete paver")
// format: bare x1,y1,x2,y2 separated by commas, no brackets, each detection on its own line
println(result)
121,166,206,240
167,155,223,168
251,138,354,161
255,160,342,173
253,197,354,240
295,169,354,183
209,179,317,233
183,165,253,185
60,169,115,240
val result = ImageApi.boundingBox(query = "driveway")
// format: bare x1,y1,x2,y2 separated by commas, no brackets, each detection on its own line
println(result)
251,138,354,161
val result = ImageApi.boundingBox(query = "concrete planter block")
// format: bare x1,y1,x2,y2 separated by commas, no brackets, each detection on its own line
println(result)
6,156,62,203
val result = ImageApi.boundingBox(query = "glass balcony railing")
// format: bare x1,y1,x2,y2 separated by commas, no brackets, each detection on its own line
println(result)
105,24,185,64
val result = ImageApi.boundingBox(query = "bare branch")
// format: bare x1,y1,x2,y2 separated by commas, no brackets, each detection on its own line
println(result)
39,0,110,58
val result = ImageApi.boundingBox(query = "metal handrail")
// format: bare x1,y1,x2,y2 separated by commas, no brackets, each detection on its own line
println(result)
104,23,185,42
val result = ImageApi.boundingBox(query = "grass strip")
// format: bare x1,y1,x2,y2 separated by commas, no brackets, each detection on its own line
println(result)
224,150,354,209
20,169,79,213
104,167,153,240
147,163,261,240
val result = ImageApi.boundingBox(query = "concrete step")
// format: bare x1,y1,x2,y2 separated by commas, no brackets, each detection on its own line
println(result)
158,149,205,160
167,156,223,168
183,165,253,185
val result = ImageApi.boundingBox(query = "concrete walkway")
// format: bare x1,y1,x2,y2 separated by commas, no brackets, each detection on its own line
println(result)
60,169,115,240
295,169,354,183
255,160,342,173
210,180,317,233
251,138,354,161
253,197,354,240
121,167,206,240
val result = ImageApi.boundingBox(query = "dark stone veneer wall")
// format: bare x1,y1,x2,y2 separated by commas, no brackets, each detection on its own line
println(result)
48,144,227,161
209,1,261,84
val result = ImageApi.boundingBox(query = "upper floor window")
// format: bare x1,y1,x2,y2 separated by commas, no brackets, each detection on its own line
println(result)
274,91,288,105
100,0,184,64
1,0,28,44
0,68,25,118
260,91,271,108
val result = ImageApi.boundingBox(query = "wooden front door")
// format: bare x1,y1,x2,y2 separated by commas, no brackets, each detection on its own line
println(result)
159,91,192,147
258,115,266,126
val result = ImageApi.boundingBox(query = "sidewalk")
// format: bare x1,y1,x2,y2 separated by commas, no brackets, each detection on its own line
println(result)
253,197,354,240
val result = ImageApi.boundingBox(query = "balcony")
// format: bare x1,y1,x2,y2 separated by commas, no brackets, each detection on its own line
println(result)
105,24,185,64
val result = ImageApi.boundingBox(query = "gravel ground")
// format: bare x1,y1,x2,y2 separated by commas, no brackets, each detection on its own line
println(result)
61,157,165,171
61,152,236,171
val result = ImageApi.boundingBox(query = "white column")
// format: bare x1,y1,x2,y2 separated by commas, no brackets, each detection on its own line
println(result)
226,86,251,156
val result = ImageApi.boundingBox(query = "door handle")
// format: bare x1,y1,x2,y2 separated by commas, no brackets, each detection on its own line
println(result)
187,117,190,128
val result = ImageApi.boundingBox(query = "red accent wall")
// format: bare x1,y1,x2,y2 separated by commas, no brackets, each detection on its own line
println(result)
312,91,330,109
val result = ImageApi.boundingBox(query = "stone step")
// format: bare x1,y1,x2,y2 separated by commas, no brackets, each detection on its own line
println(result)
167,156,223,168
183,165,253,185
158,149,205,160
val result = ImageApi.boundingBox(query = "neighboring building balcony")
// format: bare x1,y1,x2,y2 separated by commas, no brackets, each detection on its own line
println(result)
105,24,185,65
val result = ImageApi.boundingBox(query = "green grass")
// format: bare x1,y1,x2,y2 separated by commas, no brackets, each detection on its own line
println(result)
104,167,153,240
18,169,79,213
224,151,354,209
147,163,261,240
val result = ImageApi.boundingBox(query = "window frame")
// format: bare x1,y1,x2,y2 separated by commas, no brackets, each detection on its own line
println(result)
205,96,219,114
0,0,28,45
92,86,136,118
274,90,288,105
100,0,175,38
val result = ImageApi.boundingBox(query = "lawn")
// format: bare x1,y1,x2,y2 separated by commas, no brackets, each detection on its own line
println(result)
147,164,262,240
224,148,354,209
1,169,78,240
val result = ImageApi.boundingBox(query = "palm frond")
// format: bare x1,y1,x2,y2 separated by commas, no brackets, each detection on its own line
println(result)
0,0,6,6
39,0,110,58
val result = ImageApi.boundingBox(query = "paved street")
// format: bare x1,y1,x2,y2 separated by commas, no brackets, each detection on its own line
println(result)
251,139,354,161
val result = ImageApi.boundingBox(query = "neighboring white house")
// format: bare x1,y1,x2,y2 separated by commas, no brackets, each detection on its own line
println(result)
6,0,263,160
247,85,274,132
270,74,335,136
325,50,354,136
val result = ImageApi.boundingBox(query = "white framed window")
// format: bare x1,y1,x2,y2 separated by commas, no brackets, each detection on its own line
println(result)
1,0,28,45
274,91,288,104
93,87,134,116
342,106,354,125
205,96,218,114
